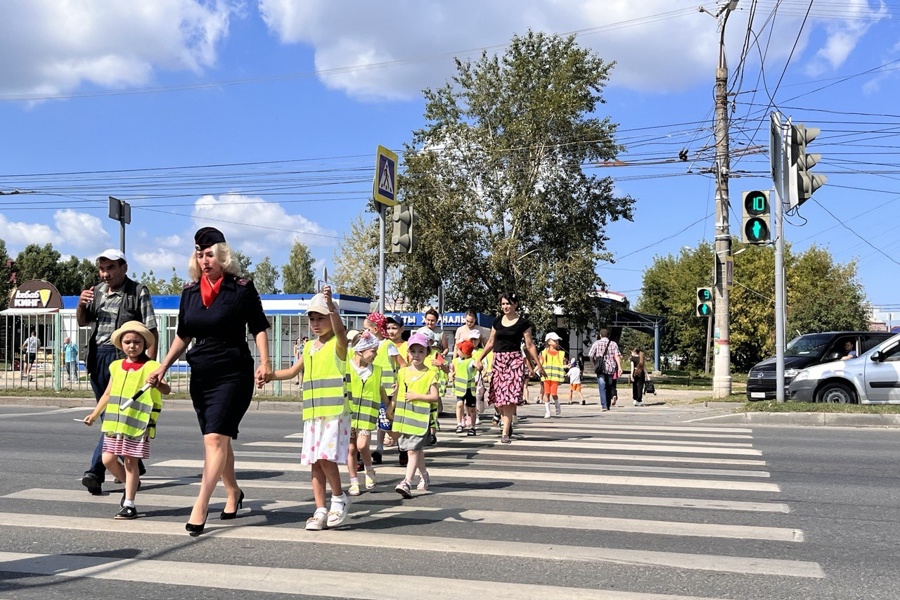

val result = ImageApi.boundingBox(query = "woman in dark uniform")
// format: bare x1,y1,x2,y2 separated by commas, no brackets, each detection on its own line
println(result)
148,227,271,535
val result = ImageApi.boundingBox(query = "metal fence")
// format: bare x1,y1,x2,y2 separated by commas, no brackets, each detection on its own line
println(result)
0,311,367,397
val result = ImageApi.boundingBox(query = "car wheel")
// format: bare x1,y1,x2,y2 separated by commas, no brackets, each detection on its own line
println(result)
815,382,857,404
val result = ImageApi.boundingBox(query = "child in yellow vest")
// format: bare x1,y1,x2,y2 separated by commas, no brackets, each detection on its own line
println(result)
267,286,351,530
82,321,170,520
539,332,567,418
345,331,387,496
452,339,477,436
393,332,439,498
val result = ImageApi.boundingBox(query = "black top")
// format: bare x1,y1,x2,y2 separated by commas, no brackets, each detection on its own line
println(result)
177,274,270,375
491,316,532,354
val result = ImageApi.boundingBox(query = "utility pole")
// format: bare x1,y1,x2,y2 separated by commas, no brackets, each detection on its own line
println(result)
710,0,739,398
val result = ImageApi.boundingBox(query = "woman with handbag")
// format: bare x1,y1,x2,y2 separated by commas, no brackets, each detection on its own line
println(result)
630,347,646,407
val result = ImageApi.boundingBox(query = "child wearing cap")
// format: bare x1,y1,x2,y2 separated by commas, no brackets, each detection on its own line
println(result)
267,286,351,530
539,332,567,419
415,326,446,448
567,356,586,405
345,331,387,496
375,314,407,463
82,321,171,520
393,332,439,498
470,329,490,424
452,339,478,435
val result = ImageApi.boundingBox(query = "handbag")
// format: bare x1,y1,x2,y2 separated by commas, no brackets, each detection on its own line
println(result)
644,379,656,395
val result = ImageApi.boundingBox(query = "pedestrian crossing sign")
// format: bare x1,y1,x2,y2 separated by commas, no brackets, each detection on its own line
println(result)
374,145,399,206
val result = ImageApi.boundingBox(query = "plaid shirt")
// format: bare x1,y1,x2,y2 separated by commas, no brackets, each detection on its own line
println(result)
588,338,620,375
92,282,157,347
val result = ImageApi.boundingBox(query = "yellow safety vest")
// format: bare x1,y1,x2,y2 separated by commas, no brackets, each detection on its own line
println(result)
374,340,396,394
348,362,382,431
102,360,163,440
393,366,437,436
302,336,350,421
453,355,475,396
540,349,566,383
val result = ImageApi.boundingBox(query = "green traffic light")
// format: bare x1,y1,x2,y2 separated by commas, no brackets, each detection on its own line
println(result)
745,217,769,243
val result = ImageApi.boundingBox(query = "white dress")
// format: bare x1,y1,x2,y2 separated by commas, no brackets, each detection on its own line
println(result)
299,342,351,466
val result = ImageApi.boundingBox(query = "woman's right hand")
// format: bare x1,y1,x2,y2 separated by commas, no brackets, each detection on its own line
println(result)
473,359,483,372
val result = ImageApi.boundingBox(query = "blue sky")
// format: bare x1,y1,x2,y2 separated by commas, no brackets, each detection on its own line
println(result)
1,0,898,319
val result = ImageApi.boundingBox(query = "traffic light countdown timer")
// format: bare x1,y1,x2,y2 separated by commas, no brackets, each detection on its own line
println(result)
696,287,713,317
741,190,771,245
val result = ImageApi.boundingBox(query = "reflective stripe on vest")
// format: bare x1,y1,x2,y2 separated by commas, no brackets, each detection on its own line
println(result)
393,367,435,436
453,356,475,396
374,341,395,393
302,337,349,420
541,350,566,382
101,360,163,440
349,363,382,431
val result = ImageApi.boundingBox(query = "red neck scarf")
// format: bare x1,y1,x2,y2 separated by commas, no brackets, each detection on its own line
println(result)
200,275,224,307
121,358,147,371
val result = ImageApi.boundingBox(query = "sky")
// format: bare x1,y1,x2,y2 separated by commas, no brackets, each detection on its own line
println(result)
1,0,899,320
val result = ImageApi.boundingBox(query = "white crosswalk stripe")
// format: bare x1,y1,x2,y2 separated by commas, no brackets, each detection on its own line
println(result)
0,411,825,599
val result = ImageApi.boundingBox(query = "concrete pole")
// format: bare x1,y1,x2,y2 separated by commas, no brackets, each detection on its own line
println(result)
712,4,736,398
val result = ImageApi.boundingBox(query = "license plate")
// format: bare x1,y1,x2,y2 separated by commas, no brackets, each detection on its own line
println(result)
750,392,766,399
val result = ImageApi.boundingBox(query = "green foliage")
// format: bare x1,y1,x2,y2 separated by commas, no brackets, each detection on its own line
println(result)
15,244,63,285
0,240,11,310
282,241,316,294
56,256,97,295
332,211,379,299
252,256,280,294
136,268,185,295
395,31,633,329
637,241,870,372
231,250,253,278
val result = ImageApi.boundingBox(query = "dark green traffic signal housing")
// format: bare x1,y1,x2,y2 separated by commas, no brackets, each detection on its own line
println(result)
696,287,713,317
741,190,771,245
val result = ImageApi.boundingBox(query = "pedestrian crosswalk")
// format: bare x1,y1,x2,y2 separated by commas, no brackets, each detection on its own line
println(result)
0,406,826,598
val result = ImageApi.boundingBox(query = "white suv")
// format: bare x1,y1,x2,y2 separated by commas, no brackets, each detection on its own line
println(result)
788,333,900,403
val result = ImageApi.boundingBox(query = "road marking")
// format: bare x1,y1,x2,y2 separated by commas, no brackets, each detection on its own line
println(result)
0,407,83,419
494,425,754,439
245,441,769,466
282,434,755,449
152,460,780,491
483,422,754,434
5,484,790,514
231,451,770,478
0,522,822,579
456,439,762,456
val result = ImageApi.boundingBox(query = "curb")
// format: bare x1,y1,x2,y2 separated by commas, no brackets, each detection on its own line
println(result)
690,411,900,428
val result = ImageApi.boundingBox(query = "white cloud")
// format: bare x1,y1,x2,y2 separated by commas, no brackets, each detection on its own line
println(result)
0,0,237,99
0,214,55,246
191,193,337,258
132,248,185,278
53,210,110,250
805,1,888,76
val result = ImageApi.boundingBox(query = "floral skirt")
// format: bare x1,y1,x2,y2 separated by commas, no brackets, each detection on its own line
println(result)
300,414,351,466
487,352,526,407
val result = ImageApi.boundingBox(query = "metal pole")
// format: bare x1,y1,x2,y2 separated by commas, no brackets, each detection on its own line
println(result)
774,116,789,402
712,4,736,398
378,204,386,313
653,320,660,373
120,220,125,254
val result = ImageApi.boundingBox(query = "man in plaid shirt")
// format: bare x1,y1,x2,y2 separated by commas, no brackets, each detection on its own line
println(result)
76,248,158,495
588,329,622,411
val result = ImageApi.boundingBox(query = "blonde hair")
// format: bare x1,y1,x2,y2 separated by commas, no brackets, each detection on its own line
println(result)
188,242,242,281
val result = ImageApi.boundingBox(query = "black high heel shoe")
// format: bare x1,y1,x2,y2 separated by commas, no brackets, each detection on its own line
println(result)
220,489,244,520
185,519,207,536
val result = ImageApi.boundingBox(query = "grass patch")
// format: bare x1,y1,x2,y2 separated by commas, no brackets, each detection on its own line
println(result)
692,394,747,403
739,401,900,414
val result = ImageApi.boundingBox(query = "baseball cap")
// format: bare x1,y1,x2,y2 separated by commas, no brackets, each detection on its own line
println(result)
456,339,475,356
468,328,482,339
385,313,404,326
407,333,430,349
306,293,331,315
415,327,436,343
97,248,126,262
545,332,562,342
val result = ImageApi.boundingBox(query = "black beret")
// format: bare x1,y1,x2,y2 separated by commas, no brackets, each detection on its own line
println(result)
194,227,226,250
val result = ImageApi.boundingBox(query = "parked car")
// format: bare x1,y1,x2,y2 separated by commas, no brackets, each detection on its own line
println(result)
788,334,900,403
746,331,894,400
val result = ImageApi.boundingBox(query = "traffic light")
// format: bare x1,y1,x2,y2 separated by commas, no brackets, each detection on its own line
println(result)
741,190,771,245
696,287,713,317
390,203,414,253
787,123,827,209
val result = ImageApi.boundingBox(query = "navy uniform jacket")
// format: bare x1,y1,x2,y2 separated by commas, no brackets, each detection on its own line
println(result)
177,274,270,379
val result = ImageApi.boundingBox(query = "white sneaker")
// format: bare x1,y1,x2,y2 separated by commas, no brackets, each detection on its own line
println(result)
634,401,642,406
544,412,551,419
326,494,350,528
305,509,327,531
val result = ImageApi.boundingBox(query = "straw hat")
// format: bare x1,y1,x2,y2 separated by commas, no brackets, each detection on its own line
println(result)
111,321,154,350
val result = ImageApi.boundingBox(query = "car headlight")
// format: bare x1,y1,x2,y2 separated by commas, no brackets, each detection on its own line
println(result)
793,370,808,382
784,368,799,379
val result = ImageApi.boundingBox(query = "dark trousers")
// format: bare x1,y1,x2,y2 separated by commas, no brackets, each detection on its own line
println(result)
85,345,145,480
632,373,645,403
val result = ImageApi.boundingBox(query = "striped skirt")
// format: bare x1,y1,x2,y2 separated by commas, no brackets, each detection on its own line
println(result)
487,351,526,407
102,434,150,459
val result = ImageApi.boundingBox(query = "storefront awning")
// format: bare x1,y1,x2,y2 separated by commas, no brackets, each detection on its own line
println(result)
0,308,59,316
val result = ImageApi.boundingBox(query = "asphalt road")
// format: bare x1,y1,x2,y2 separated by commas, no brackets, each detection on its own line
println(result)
1,399,899,600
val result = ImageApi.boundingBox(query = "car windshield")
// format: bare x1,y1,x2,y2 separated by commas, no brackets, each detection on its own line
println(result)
785,334,833,357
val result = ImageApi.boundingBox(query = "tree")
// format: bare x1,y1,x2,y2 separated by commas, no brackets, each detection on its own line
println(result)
397,31,634,330
0,240,11,310
137,268,185,295
332,211,379,299
231,250,252,278
15,244,62,285
56,256,97,296
636,241,870,372
253,256,280,294
282,241,316,294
